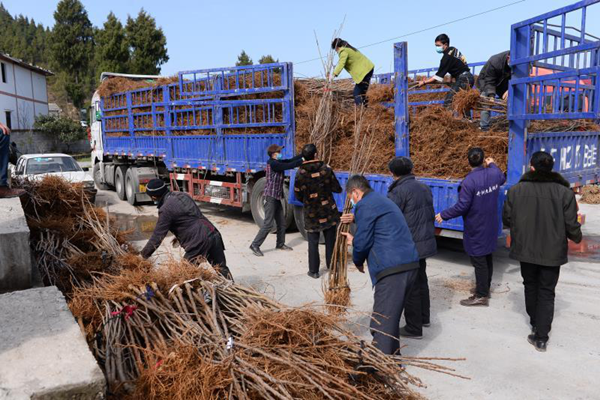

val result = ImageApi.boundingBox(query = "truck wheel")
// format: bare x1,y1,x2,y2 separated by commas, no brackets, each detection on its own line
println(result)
125,168,139,206
114,166,127,201
250,178,294,232
293,206,325,243
93,163,111,191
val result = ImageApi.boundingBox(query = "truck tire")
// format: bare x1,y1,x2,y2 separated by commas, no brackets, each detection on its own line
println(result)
293,206,325,243
125,168,139,206
114,166,127,201
250,177,294,231
93,163,111,191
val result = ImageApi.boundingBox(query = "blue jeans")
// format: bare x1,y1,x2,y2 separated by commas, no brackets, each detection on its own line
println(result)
0,134,9,187
480,91,495,130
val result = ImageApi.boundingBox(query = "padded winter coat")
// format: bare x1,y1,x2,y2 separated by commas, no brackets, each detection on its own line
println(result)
293,160,342,233
387,175,437,259
352,191,420,285
503,170,582,266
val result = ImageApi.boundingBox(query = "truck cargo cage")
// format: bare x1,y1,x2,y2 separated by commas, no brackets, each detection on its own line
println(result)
100,62,296,173
508,0,600,185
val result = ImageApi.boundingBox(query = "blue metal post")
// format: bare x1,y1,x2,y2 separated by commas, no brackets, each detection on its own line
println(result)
126,92,134,138
394,41,409,157
215,75,224,171
163,85,173,163
283,63,295,157
508,24,531,186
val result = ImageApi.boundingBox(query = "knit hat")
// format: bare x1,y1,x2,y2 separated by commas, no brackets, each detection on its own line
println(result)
388,156,413,176
146,179,169,198
267,144,284,156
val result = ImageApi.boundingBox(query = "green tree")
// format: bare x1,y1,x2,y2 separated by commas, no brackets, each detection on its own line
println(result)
34,114,86,152
236,50,253,66
95,12,130,78
258,55,278,64
50,0,94,108
125,9,168,74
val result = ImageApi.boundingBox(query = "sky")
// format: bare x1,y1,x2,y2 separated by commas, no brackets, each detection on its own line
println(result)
2,0,598,78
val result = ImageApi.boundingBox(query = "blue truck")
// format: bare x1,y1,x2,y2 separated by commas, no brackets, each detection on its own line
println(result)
90,0,600,239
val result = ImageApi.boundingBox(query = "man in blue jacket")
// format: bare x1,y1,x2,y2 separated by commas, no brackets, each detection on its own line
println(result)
340,175,420,355
387,157,437,339
436,148,506,306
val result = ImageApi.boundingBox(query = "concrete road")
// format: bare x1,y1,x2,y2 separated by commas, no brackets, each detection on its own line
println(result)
96,189,600,400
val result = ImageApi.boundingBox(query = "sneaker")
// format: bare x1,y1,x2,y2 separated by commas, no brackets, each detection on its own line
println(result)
0,186,25,198
460,295,489,307
527,334,547,352
307,271,319,279
422,321,431,328
399,326,422,340
276,244,293,251
249,245,263,257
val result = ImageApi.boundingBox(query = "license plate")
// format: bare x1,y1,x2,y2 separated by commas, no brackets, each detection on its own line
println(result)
139,184,147,192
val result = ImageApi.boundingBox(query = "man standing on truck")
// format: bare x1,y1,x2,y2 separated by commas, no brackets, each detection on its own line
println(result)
294,144,342,279
477,51,511,131
502,151,582,352
141,179,233,279
417,34,474,110
387,157,437,339
340,175,420,355
250,144,303,257
436,148,506,307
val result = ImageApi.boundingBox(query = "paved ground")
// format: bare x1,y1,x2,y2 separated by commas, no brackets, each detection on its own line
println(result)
97,189,600,400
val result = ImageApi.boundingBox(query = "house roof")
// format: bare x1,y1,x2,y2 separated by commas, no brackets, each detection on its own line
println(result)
0,53,54,76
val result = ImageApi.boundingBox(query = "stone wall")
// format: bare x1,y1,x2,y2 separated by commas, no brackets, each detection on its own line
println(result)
10,129,90,155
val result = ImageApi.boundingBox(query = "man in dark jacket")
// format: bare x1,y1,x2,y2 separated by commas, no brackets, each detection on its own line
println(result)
418,33,474,110
340,175,420,355
436,148,506,306
141,179,232,279
387,157,437,339
250,144,303,257
477,51,511,131
503,151,582,352
294,144,342,279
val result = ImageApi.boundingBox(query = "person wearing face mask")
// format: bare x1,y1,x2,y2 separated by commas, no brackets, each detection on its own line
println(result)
250,144,304,257
339,175,420,355
418,33,474,110
331,38,375,107
140,179,232,279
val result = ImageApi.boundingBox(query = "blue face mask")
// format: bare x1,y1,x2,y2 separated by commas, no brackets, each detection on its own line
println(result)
350,198,356,207
436,46,444,54
276,153,283,160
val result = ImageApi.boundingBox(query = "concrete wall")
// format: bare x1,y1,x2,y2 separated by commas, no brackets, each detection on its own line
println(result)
11,130,91,155
0,197,32,292
0,60,49,130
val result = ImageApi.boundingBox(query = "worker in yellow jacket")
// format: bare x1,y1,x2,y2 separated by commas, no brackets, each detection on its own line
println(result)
331,38,375,106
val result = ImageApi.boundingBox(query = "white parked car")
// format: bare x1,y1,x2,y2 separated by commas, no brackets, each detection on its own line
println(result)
12,153,97,200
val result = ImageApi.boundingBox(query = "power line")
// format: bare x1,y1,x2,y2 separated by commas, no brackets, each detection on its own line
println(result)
294,0,526,66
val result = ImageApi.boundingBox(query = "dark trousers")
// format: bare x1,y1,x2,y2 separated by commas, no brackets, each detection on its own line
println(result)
187,232,232,279
307,225,337,274
403,259,431,335
470,254,493,298
371,269,418,355
444,71,475,109
0,133,9,187
251,196,285,248
521,262,561,342
353,68,374,106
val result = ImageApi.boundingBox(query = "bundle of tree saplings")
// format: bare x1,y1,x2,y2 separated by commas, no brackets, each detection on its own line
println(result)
72,259,464,399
